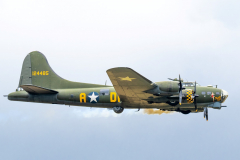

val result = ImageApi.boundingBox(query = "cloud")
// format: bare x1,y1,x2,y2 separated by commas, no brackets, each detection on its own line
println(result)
0,1,240,159
72,108,147,118
72,108,176,118
72,108,120,118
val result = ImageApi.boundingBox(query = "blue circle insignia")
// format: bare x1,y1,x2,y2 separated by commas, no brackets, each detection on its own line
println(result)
87,92,99,103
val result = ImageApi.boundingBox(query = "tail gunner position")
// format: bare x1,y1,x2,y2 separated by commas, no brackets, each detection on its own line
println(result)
7,51,228,121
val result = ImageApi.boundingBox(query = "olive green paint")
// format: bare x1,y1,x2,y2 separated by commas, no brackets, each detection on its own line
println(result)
8,51,228,115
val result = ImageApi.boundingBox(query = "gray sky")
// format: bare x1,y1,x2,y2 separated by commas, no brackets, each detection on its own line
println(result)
1,0,240,159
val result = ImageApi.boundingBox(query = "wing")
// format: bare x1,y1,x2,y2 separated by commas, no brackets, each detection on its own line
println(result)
106,67,158,104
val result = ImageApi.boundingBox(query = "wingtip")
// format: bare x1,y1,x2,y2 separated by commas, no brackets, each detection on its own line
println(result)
106,67,131,73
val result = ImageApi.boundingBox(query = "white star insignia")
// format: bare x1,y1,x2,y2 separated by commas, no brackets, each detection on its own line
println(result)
88,92,99,103
118,76,136,81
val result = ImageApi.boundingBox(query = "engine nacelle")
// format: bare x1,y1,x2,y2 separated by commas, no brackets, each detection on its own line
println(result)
156,81,179,92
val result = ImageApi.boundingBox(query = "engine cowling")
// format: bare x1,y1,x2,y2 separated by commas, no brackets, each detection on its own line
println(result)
156,81,179,92
182,89,194,104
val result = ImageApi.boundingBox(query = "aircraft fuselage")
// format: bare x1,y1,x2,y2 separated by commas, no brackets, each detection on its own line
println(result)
8,84,226,111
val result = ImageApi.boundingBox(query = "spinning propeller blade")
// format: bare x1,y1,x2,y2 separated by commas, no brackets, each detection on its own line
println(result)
204,107,208,121
179,91,182,105
178,75,184,105
194,81,198,111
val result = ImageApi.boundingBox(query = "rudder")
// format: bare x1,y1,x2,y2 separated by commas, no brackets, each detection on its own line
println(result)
19,51,59,89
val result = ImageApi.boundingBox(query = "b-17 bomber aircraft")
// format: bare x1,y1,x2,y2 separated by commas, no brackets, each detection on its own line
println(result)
7,51,228,121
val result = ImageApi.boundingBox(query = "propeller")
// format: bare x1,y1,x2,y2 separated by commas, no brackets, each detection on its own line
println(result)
204,107,208,121
193,81,199,111
178,76,199,109
178,75,185,105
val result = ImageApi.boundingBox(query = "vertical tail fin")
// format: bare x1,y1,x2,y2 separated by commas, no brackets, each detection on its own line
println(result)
18,51,106,89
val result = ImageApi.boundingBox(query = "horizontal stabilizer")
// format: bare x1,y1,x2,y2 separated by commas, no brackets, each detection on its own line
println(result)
20,85,58,94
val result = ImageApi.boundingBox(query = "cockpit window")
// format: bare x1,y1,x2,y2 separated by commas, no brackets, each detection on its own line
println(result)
182,83,193,86
182,82,200,87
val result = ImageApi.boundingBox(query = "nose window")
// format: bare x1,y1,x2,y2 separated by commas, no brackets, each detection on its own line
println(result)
216,92,220,95
202,92,206,95
207,92,211,95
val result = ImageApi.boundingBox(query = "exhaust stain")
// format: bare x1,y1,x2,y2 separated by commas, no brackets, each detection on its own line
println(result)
143,109,174,115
